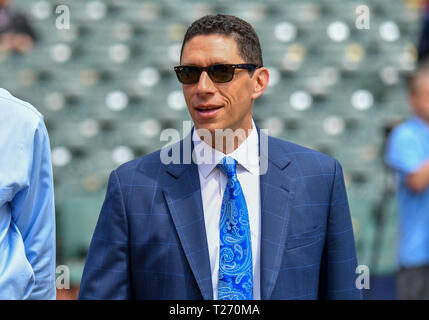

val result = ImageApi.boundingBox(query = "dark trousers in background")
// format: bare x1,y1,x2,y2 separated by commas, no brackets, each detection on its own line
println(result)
397,265,429,300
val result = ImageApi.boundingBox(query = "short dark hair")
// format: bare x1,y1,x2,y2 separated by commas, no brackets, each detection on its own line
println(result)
180,14,263,67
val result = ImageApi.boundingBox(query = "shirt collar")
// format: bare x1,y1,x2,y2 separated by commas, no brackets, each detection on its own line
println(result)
192,119,260,179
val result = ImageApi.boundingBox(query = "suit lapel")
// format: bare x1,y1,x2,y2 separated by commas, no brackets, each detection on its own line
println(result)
161,127,296,300
162,132,213,300
258,129,295,300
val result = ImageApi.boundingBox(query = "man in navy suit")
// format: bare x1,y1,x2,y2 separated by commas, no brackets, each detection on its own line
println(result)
79,14,362,300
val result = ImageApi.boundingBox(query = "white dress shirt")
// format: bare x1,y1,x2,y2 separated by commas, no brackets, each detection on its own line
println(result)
192,119,261,300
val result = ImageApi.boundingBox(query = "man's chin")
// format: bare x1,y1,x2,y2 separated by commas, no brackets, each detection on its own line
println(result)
194,122,225,134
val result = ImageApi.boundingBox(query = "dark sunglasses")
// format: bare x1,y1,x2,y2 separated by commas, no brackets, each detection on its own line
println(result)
173,63,261,84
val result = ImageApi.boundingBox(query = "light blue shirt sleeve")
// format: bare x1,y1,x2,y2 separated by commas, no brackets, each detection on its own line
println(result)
0,89,56,299
385,123,427,175
11,120,56,299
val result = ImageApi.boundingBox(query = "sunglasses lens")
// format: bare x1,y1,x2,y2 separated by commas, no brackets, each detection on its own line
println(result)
176,66,201,84
210,64,234,83
175,64,236,84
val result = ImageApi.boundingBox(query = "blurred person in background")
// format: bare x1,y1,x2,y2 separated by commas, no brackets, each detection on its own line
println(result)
0,0,37,54
385,61,429,299
0,88,56,299
418,0,429,62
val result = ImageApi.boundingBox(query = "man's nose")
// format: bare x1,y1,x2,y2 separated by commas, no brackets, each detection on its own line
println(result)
196,71,216,94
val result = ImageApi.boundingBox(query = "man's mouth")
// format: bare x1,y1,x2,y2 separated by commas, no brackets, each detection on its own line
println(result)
195,105,223,118
195,105,223,112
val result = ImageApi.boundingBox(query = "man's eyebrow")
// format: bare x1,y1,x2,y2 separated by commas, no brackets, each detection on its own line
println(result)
179,63,200,66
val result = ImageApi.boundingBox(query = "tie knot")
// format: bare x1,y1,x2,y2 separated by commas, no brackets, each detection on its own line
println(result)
217,156,237,178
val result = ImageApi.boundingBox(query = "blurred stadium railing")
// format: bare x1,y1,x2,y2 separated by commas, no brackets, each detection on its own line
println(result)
1,0,422,290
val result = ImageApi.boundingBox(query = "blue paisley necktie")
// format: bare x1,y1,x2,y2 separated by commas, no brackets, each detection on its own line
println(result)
217,156,253,300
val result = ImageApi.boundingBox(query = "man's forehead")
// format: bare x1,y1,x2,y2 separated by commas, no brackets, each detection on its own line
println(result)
181,34,242,64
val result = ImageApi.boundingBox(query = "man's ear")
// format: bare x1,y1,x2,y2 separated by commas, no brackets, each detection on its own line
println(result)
251,67,269,100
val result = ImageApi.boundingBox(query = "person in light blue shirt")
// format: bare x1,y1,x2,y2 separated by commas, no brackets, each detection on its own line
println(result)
0,88,56,299
385,61,429,299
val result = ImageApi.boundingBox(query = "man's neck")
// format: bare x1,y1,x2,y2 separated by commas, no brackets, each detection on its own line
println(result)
196,121,254,154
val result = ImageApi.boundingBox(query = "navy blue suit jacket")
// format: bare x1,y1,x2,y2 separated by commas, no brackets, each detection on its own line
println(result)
79,128,362,299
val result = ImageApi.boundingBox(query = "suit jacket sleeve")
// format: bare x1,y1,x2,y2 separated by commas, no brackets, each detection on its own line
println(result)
79,170,131,299
318,159,362,299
